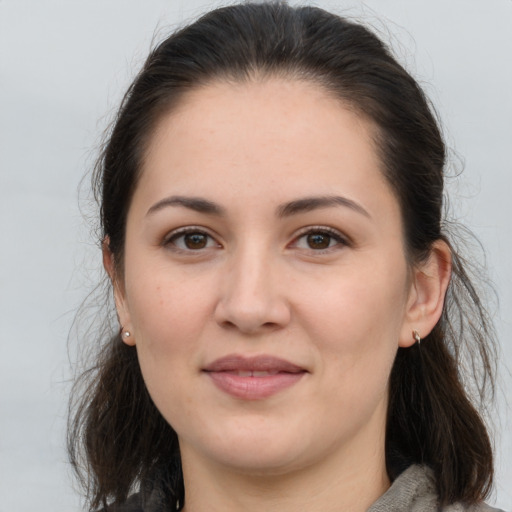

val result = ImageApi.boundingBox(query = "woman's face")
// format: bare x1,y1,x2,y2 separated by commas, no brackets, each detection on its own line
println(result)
114,78,419,475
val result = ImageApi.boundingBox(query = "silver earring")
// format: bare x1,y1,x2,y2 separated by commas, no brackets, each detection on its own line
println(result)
123,330,131,339
412,330,421,345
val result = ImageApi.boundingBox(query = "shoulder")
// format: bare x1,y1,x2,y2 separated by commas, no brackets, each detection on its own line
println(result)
443,504,506,512
97,488,168,512
98,493,144,512
368,465,506,512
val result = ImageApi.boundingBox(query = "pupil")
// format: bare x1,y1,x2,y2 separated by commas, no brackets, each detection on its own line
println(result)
307,233,330,249
185,233,207,249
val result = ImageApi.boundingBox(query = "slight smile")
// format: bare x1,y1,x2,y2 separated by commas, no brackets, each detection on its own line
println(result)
203,355,308,400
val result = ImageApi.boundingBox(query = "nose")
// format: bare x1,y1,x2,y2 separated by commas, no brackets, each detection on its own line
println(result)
214,247,291,334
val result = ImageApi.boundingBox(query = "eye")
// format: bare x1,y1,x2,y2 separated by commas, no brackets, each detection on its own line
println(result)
164,228,220,251
304,232,334,250
292,227,348,252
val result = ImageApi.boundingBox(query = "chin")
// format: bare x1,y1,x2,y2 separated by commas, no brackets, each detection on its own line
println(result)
180,417,329,476
209,444,307,476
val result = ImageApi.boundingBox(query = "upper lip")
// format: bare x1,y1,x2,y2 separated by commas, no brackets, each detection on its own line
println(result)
203,355,306,373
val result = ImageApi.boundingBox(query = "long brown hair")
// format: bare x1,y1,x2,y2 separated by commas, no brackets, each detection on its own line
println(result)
68,3,498,510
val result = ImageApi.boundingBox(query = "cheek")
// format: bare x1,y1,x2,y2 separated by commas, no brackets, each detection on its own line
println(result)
126,273,213,426
295,258,409,390
301,264,408,343
124,264,216,386
126,258,213,338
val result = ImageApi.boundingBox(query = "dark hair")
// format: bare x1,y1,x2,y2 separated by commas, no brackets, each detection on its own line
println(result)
68,2,497,510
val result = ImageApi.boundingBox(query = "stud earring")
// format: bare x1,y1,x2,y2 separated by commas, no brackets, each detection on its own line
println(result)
412,330,421,345
121,329,131,339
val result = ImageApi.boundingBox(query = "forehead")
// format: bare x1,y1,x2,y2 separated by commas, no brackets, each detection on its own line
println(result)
136,78,396,217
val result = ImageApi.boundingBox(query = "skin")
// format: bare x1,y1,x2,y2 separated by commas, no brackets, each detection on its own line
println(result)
105,78,451,512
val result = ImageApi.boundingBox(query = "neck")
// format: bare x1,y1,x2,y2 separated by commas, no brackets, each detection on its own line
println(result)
180,429,390,512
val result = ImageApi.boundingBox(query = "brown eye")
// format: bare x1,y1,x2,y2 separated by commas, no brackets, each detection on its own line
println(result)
184,232,208,249
306,233,332,249
292,228,348,253
166,229,219,251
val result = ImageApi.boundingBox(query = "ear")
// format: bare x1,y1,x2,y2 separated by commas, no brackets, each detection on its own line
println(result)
102,237,135,346
399,240,452,348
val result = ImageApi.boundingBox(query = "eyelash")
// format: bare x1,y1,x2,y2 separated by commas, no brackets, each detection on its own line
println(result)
163,227,220,253
291,226,350,253
162,226,350,254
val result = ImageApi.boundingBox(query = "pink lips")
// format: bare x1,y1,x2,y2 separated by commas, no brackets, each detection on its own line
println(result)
203,355,306,400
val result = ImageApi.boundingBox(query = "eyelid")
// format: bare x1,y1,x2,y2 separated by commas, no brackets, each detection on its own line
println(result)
160,224,350,252
290,225,351,250
162,226,222,251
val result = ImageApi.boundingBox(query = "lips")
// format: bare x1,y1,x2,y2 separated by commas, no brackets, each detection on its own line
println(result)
203,355,307,400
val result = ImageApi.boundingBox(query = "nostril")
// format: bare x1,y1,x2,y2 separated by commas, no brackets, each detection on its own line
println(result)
218,319,279,333
219,320,237,330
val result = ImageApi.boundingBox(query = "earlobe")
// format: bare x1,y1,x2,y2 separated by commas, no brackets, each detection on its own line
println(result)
399,240,452,348
102,237,135,346
121,329,135,346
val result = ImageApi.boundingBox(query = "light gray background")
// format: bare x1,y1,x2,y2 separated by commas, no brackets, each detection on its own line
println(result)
1,1,510,510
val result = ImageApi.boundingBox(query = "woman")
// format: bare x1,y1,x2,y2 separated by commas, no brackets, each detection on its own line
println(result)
68,2,503,511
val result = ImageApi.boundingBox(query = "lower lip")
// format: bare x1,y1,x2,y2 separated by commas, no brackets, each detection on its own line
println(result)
205,371,305,400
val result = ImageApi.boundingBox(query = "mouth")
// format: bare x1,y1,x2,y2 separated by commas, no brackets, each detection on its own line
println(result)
221,370,282,377
203,355,307,400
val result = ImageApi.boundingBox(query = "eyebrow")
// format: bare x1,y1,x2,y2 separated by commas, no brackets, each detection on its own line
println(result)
277,195,371,219
146,194,370,219
146,195,226,217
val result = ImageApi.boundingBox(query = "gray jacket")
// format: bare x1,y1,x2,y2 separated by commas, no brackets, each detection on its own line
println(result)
368,465,506,512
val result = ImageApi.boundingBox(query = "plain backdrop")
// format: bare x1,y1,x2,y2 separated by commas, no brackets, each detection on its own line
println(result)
0,1,510,510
